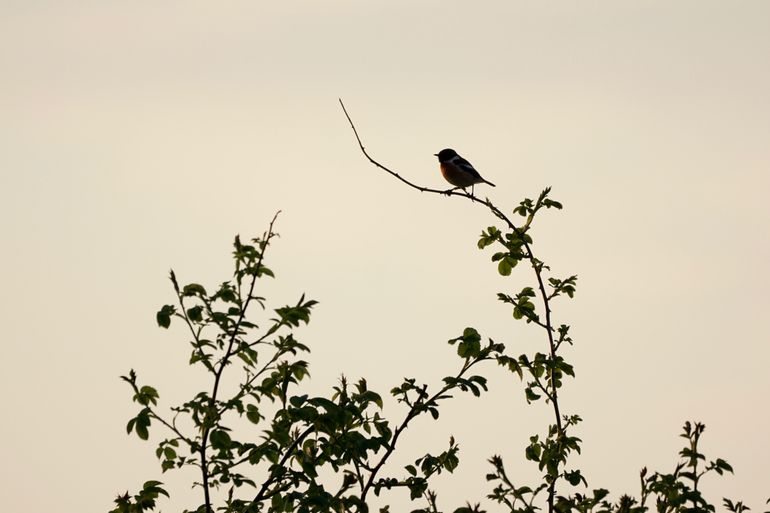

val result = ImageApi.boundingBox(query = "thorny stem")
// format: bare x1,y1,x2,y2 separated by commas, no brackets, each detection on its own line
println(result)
252,424,316,504
199,212,281,513
216,318,290,417
148,412,195,448
359,355,488,505
339,99,564,512
172,278,214,374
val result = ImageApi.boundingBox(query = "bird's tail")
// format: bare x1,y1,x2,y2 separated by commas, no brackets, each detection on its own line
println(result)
484,179,496,187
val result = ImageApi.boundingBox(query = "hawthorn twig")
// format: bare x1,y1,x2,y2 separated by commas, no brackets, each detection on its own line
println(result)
200,211,281,513
339,99,564,512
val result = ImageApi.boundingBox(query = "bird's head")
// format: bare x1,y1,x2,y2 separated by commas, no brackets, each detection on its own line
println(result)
434,148,458,162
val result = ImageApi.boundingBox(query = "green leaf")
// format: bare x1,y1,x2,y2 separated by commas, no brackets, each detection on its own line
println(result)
525,387,541,403
246,404,261,424
520,287,535,297
136,385,159,406
210,429,232,450
142,481,169,497
156,305,175,329
478,227,500,249
186,305,203,322
136,422,149,440
497,255,521,276
564,470,585,486
462,327,480,343
182,283,207,297
289,395,307,407
457,328,482,358
218,284,238,303
715,458,734,474
257,266,275,278
525,443,541,461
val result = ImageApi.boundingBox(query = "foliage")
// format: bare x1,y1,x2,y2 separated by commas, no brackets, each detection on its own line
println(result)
111,213,502,513
111,191,767,513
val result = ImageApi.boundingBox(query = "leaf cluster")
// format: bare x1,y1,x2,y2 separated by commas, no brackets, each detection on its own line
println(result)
112,187,767,513
112,217,509,513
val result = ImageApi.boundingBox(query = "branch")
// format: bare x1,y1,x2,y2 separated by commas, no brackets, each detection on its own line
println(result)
216,318,291,417
200,211,281,513
252,424,316,504
148,411,196,448
340,99,564,512
171,275,215,374
359,355,489,503
340,99,445,195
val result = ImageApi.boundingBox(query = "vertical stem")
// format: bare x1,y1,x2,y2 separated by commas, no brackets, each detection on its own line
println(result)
199,214,280,513
339,101,567,513
479,199,562,512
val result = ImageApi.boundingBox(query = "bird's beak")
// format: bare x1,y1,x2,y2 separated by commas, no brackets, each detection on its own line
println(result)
433,153,439,156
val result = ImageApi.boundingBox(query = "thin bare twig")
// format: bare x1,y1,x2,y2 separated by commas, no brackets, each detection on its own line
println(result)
339,99,564,513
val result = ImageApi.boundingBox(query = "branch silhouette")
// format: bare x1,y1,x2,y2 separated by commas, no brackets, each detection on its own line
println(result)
110,103,754,513
339,98,565,512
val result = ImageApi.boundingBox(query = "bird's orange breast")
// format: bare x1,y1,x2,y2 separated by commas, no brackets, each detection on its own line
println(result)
440,162,479,188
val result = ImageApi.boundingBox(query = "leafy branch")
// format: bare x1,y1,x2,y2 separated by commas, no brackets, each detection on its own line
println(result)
109,101,766,513
339,98,576,512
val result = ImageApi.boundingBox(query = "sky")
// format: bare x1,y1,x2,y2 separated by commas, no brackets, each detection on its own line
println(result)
1,1,769,511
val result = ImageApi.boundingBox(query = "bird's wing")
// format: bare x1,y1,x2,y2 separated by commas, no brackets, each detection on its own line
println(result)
452,156,483,179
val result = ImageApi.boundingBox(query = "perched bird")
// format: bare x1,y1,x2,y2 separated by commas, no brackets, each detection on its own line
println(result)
434,148,495,195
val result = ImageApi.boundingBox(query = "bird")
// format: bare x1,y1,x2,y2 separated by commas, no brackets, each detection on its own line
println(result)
434,148,495,196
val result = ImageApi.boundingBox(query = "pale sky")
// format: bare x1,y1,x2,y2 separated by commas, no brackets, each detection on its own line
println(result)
1,2,769,512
